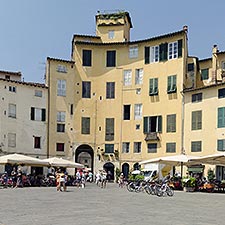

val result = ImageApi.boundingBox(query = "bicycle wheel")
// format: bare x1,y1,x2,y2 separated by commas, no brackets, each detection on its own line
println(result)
166,187,174,197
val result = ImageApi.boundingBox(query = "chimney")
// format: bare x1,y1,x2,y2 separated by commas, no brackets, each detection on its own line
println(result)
183,25,188,32
212,45,218,83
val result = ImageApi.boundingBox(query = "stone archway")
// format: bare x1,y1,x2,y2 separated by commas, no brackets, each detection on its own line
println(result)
75,145,94,172
103,162,115,181
122,163,129,178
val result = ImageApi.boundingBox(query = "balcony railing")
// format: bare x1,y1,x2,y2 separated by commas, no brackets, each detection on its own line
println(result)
145,132,159,141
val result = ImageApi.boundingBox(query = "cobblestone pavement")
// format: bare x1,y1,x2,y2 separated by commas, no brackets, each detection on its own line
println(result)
0,183,225,225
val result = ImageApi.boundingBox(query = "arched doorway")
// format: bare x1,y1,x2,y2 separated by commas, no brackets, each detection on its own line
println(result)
133,162,140,171
122,163,129,178
103,162,115,181
75,145,94,172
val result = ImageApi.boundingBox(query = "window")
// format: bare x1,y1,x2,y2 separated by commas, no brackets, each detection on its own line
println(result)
56,143,64,152
134,104,142,120
134,142,141,153
218,88,225,99
108,30,114,39
8,104,16,118
105,144,114,153
149,78,158,96
218,107,225,128
57,111,66,122
123,105,131,120
105,118,114,141
81,117,90,134
57,80,66,96
70,104,73,115
129,46,138,58
150,46,159,63
122,142,130,153
34,136,41,149
57,65,67,73
57,124,65,132
191,141,202,152
218,139,225,151
201,69,209,80
159,43,168,61
192,93,202,102
188,63,194,72
136,124,140,130
167,114,176,132
35,90,42,97
106,50,116,67
31,107,46,121
8,133,16,147
9,86,16,92
147,143,157,153
166,143,176,153
123,70,132,86
168,41,178,59
82,81,91,98
57,111,65,132
106,82,115,99
82,50,92,67
145,45,160,64
143,116,162,133
135,68,143,85
192,111,202,130
167,75,177,93
5,75,10,80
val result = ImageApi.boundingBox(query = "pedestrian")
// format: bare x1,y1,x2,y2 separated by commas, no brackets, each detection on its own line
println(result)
101,170,107,188
55,169,62,191
11,167,17,188
15,168,23,188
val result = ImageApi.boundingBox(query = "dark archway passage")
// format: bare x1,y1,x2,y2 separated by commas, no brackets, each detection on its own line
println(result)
103,162,115,181
75,145,94,172
122,163,130,178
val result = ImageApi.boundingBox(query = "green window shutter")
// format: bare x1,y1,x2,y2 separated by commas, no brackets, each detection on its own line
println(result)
173,75,177,91
145,47,150,64
41,109,46,121
158,116,162,133
149,79,153,95
201,69,209,80
218,140,223,151
159,43,168,61
31,107,35,120
218,107,225,128
167,76,172,92
155,78,158,94
143,117,149,133
197,111,202,129
178,39,183,57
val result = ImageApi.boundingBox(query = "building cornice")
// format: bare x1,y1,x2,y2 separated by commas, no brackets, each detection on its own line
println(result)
47,57,75,64
0,78,47,89
183,82,225,93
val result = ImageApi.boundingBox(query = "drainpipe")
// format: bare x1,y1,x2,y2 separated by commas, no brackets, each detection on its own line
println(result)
47,59,50,158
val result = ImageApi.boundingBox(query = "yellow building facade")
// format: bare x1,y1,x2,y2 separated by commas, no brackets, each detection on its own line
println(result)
184,45,225,179
46,11,190,179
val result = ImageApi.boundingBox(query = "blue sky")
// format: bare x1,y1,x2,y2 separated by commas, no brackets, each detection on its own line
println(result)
1,0,225,83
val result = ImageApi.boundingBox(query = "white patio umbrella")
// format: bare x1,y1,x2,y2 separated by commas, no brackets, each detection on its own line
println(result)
131,170,141,175
0,153,49,167
42,157,84,168
139,154,200,166
189,153,225,166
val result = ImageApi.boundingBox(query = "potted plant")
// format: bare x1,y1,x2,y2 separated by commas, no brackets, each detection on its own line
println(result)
182,176,196,192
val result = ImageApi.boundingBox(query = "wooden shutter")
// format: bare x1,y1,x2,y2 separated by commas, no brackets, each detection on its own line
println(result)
143,117,149,133
41,109,46,121
154,78,158,94
218,107,225,128
31,107,35,120
167,76,172,92
178,39,183,57
149,79,153,95
158,116,162,133
159,43,168,61
82,50,92,66
145,47,150,64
